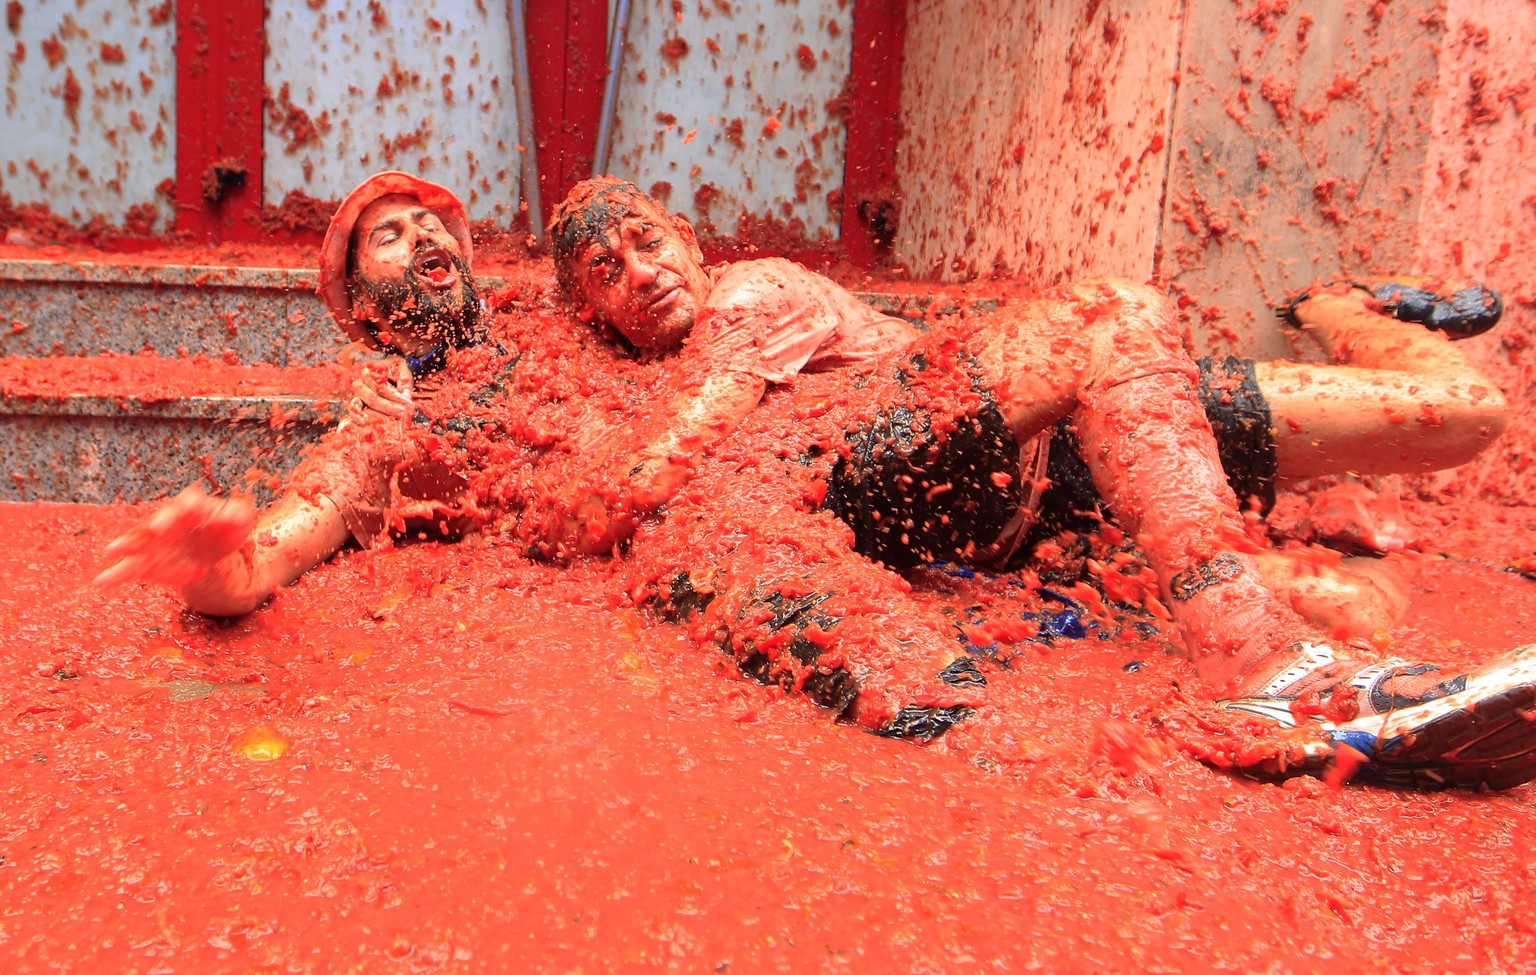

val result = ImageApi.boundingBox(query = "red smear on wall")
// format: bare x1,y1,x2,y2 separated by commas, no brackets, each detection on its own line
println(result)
525,0,608,227
174,0,263,242
840,0,907,268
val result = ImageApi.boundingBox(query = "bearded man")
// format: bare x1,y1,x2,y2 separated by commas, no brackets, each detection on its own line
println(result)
96,172,509,615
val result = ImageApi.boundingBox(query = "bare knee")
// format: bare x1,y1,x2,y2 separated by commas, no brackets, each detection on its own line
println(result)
1392,372,1509,467
1434,380,1508,465
973,279,1186,431
1061,278,1173,317
1066,279,1189,388
1254,551,1408,640
1471,382,1508,440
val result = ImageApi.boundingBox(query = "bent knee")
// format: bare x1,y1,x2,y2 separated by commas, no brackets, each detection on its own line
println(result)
1473,382,1509,439
1438,382,1509,461
1067,279,1189,384
1067,278,1175,319
1070,279,1181,344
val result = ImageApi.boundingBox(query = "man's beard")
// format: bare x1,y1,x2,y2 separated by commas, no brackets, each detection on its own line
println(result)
356,251,480,349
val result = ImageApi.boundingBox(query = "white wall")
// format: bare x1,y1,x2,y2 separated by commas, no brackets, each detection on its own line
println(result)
1413,0,1536,501
605,0,853,239
264,0,525,222
895,0,1182,282
1,0,176,231
1,0,856,237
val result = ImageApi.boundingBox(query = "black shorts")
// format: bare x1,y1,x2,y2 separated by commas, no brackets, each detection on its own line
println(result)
822,352,1025,571
824,354,1276,568
1033,355,1278,537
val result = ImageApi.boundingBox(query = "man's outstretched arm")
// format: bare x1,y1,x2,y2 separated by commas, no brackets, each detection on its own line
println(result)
96,484,353,617
533,291,786,556
533,262,883,557
535,362,767,557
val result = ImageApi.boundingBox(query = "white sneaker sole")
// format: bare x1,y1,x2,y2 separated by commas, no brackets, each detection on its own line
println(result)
1220,644,1536,790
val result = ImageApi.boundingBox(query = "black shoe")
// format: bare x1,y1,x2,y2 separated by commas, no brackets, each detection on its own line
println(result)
1367,281,1502,339
1278,280,1503,339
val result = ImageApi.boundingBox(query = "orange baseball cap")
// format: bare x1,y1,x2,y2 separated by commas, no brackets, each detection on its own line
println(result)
318,171,474,347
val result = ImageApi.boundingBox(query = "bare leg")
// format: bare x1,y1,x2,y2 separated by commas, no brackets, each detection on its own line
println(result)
963,280,1301,690
973,279,1536,788
1261,287,1507,477
1252,552,1408,640
1258,284,1507,552
1047,282,1308,693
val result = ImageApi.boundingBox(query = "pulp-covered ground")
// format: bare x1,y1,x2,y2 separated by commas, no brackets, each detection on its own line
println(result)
3,496,1536,973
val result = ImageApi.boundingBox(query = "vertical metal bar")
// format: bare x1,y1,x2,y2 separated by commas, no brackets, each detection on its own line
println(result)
174,0,264,242
839,0,907,265
591,0,633,178
508,0,545,239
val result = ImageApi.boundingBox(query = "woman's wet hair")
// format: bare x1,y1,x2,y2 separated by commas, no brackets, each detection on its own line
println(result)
549,176,655,297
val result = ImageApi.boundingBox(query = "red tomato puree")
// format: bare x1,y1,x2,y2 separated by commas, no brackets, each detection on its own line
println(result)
2,489,1536,972
2,266,1535,972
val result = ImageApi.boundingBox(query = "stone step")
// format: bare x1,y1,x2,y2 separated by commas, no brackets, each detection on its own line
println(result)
0,257,997,504
0,259,340,366
0,257,990,368
0,356,348,504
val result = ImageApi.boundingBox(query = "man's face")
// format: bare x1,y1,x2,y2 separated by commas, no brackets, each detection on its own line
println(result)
566,198,712,351
349,193,477,354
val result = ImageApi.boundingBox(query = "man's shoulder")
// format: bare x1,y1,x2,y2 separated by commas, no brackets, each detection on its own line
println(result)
712,256,822,287
708,257,844,312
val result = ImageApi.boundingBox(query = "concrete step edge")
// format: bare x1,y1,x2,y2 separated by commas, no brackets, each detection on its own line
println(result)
0,391,337,422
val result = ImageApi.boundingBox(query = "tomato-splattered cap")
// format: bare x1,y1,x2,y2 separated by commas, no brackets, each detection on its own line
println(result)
318,171,474,346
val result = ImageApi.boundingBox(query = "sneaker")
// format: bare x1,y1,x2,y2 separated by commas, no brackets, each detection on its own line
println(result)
1217,642,1536,790
1368,281,1502,339
1277,279,1503,340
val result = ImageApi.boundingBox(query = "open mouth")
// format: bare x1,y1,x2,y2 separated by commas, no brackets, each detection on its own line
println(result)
412,248,457,286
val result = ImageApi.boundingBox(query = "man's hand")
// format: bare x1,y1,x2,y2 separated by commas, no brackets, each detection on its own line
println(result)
348,357,414,423
521,469,625,559
94,485,258,589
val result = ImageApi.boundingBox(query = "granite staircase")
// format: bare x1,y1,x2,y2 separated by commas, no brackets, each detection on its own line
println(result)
0,259,352,504
0,256,987,505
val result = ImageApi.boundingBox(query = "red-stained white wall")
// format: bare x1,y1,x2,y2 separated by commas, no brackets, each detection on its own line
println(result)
4,0,859,239
1,0,176,232
264,0,526,223
894,0,1183,283
893,0,1536,498
262,0,855,235
1415,0,1536,500
606,0,854,239
1158,0,1445,362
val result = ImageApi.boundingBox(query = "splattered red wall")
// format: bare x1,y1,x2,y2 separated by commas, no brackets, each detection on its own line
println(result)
1415,0,1536,500
1,0,176,234
894,0,1535,498
601,0,857,241
1157,1,1454,362
4,0,862,244
262,0,527,224
893,0,1183,283
263,0,866,239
